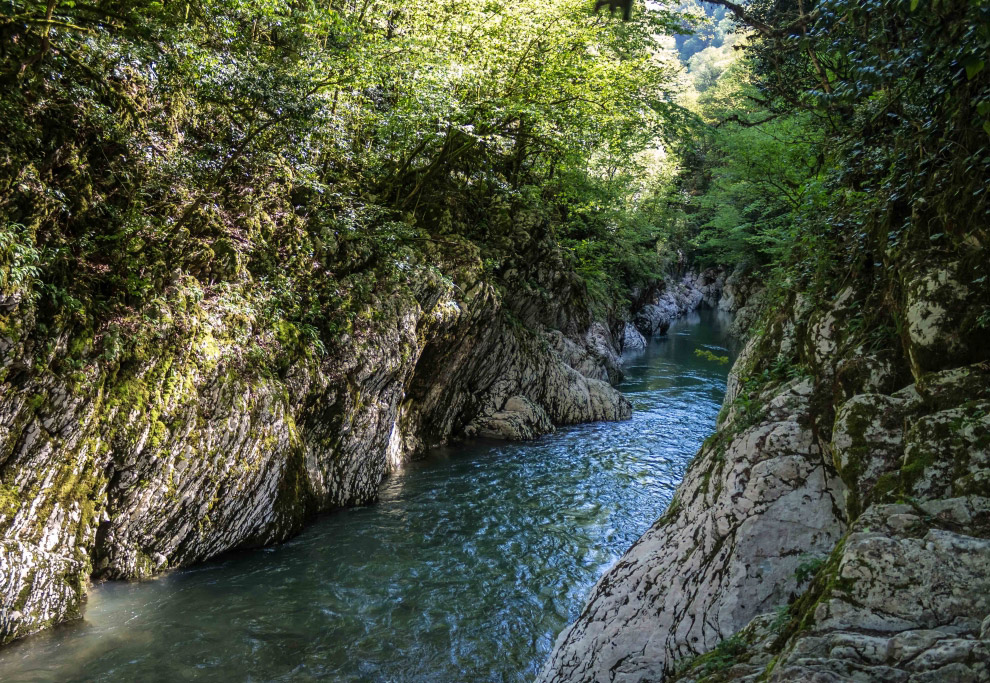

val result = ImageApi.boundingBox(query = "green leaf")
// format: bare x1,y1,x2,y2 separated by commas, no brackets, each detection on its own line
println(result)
910,0,919,11
964,57,985,80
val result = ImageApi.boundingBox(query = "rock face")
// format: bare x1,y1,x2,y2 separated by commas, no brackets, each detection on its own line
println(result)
621,323,647,352
767,497,990,682
631,270,723,339
0,260,632,645
540,260,990,682
717,264,763,337
538,371,848,683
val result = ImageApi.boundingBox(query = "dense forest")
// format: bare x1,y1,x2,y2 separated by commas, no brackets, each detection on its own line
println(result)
2,0,990,678
681,0,989,306
3,0,987,364
1,0,690,361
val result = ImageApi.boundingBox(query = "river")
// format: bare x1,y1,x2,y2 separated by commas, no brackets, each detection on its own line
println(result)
0,308,737,682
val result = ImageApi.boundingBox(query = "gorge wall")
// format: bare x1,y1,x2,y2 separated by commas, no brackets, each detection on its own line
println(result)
0,249,723,646
0,250,645,646
540,256,990,682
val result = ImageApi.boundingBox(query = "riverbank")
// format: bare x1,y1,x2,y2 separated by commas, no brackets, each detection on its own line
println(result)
1,250,633,645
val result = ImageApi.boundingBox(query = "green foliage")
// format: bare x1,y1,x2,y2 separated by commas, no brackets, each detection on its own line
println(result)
0,0,695,371
672,631,749,679
794,555,826,585
730,354,807,425
770,604,792,633
743,0,988,270
6,0,984,389
664,0,989,325
697,633,748,675
667,49,829,269
0,222,41,297
694,348,729,364
673,0,734,63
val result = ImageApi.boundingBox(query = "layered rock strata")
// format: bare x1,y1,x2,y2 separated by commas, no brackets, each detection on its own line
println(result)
627,267,760,344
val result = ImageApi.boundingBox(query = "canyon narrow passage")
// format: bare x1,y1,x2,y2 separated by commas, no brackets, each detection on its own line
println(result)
0,310,736,683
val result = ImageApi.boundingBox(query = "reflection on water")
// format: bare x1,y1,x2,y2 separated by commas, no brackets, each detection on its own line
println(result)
0,309,737,682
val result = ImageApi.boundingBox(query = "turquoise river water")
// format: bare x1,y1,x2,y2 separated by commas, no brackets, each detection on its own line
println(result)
0,309,737,682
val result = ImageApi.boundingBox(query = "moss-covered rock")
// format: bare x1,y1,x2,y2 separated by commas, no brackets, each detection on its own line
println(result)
537,377,848,683
765,497,990,682
541,263,990,683
903,260,981,379
831,392,916,518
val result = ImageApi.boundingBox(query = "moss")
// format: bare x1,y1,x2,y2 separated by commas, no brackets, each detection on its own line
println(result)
831,401,875,519
66,327,94,361
107,376,152,413
900,440,935,487
657,493,682,528
896,399,990,498
0,481,22,517
670,608,793,683
725,373,780,436
132,549,158,579
672,632,749,679
147,420,169,452
871,471,901,501
270,445,314,537
25,392,46,414
764,536,851,661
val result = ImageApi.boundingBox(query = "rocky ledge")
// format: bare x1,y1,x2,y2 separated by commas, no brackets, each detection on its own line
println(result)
540,258,990,682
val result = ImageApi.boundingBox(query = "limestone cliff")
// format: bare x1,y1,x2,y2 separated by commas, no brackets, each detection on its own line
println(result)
540,256,990,682
0,251,639,645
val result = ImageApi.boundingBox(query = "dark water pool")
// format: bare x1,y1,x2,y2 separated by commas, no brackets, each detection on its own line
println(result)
0,309,737,682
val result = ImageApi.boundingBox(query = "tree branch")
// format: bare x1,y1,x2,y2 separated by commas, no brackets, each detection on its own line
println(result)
714,112,782,128
701,0,820,37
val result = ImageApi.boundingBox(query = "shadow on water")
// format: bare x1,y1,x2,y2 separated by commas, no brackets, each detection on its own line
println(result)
0,308,738,683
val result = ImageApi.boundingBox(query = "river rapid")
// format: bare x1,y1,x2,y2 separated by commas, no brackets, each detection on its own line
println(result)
0,309,737,682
